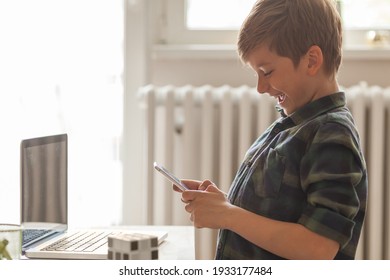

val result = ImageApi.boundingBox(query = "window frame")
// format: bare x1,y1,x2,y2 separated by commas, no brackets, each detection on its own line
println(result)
163,0,240,44
160,0,390,48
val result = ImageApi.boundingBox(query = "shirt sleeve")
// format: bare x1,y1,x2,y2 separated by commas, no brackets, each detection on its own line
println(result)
298,121,365,248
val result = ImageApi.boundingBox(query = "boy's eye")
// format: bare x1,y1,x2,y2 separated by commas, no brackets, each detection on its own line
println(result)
264,70,273,77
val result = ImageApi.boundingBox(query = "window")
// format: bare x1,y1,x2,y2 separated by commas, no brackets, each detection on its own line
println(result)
186,0,255,30
342,0,390,29
162,0,390,47
162,0,243,44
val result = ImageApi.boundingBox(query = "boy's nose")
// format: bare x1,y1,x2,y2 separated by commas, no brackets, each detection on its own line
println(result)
257,77,269,94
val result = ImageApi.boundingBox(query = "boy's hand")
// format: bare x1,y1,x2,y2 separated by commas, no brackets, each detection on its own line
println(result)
180,181,232,229
172,179,211,192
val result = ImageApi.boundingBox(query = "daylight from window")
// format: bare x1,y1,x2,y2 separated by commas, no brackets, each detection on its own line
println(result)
186,0,255,29
342,0,390,29
186,0,390,30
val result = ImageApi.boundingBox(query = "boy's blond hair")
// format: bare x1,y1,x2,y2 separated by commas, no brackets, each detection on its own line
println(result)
238,0,342,77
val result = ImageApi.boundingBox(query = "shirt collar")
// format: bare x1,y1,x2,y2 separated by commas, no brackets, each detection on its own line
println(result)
276,92,346,125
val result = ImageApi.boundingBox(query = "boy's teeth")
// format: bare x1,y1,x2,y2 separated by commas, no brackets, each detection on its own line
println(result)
277,94,286,103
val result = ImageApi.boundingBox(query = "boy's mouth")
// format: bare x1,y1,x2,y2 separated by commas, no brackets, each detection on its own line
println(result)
276,94,286,104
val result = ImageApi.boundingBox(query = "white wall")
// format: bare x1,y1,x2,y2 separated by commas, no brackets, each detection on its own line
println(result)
150,54,390,88
338,58,390,87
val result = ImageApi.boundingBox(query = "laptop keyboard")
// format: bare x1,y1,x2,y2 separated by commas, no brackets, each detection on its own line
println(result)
41,231,115,252
23,229,52,245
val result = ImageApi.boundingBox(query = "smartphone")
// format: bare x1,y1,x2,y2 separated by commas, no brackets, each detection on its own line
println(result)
153,162,189,191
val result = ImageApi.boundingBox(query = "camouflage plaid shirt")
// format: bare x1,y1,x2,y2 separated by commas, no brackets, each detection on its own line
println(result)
215,92,368,260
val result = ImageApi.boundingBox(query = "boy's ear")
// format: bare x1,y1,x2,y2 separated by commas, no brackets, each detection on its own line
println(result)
306,45,323,76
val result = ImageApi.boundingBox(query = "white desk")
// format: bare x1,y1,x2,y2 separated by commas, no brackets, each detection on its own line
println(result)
22,225,195,260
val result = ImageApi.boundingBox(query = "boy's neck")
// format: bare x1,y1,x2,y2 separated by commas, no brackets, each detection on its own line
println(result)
311,75,340,102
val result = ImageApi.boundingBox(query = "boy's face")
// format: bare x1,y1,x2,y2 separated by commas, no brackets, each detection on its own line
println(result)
247,45,313,116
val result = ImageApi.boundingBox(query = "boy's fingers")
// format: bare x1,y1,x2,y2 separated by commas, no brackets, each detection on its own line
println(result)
173,184,183,192
199,179,215,191
181,189,201,202
181,179,201,190
204,184,220,193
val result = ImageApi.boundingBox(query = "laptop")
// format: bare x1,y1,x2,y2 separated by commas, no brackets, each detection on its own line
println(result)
20,134,68,252
21,134,167,259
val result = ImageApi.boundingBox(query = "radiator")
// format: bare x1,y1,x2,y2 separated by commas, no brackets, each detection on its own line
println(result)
138,83,390,260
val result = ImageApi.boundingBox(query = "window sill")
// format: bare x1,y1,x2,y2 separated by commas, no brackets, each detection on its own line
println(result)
152,44,240,60
152,44,390,61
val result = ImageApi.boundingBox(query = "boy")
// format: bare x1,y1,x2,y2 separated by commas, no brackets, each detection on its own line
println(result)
179,0,367,260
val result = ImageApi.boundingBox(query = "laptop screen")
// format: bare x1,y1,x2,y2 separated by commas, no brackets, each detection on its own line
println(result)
20,134,67,225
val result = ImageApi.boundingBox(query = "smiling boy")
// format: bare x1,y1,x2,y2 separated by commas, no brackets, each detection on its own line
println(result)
180,0,367,259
